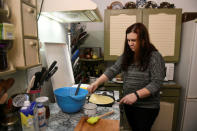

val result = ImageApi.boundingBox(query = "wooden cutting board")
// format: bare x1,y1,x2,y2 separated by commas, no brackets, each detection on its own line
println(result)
74,117,119,131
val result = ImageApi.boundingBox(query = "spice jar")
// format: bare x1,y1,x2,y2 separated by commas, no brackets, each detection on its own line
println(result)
35,96,50,124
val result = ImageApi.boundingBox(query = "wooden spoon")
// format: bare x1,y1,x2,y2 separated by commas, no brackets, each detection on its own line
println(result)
0,93,8,104
4,78,15,91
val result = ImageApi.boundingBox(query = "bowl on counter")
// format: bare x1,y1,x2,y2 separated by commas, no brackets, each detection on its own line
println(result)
54,87,88,113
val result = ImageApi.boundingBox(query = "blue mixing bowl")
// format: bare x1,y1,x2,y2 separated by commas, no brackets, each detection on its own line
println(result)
54,87,88,113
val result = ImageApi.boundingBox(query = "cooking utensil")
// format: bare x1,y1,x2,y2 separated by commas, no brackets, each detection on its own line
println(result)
48,61,57,73
0,93,8,104
0,78,15,91
39,69,48,86
4,78,15,91
87,110,114,124
75,81,82,96
26,75,35,93
0,78,15,99
39,61,57,85
45,66,58,81
88,93,115,107
31,72,42,90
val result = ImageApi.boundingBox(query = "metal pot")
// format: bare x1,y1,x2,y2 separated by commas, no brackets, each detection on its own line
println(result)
0,104,22,131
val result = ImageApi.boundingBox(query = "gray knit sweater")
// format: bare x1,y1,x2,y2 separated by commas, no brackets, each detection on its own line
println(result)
104,51,165,108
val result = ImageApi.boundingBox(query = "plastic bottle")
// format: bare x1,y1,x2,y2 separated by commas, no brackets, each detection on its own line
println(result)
37,103,46,131
20,100,35,131
36,96,50,125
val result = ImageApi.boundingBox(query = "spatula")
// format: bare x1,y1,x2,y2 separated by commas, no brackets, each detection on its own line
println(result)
87,110,114,124
75,81,82,96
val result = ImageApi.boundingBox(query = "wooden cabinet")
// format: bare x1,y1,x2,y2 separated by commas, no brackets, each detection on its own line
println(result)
103,82,181,131
104,9,182,62
6,0,40,69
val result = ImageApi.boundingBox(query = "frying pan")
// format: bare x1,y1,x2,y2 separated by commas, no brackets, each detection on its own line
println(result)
88,93,115,107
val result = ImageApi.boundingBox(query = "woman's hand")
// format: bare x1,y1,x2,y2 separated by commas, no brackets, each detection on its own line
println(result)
87,82,99,93
120,93,137,105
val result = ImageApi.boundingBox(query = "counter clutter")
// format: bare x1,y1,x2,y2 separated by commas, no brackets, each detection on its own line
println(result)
47,101,120,131
47,90,120,131
0,90,120,131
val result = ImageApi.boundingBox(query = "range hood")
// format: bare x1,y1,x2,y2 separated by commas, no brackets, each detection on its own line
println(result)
41,0,102,23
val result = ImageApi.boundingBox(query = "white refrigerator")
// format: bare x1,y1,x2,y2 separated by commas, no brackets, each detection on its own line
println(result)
175,19,197,131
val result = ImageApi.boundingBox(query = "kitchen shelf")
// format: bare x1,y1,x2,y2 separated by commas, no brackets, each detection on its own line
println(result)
0,62,16,76
16,63,42,70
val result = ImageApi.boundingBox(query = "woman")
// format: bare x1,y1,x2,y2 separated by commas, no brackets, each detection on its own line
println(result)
87,23,165,131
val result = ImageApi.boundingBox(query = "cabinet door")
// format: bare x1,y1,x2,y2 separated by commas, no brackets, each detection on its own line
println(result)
143,9,182,62
104,9,142,61
158,97,179,131
152,101,174,131
22,3,37,37
24,39,39,66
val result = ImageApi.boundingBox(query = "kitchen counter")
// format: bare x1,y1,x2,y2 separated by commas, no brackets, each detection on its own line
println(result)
47,102,120,131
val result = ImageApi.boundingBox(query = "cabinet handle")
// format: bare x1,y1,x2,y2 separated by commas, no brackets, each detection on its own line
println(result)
29,41,37,47
27,8,34,14
160,91,163,95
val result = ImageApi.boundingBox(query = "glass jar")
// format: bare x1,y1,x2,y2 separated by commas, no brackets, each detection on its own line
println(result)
0,44,8,71
35,96,50,124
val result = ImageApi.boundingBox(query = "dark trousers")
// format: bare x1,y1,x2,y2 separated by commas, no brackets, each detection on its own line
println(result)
124,104,159,131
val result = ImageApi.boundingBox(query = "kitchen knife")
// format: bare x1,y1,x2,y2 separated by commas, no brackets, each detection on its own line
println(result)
48,61,57,73
40,67,46,75
39,69,49,86
45,66,58,81
31,72,42,90
39,61,57,85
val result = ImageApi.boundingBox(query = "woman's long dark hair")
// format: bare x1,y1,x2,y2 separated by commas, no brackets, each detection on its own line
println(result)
121,23,157,71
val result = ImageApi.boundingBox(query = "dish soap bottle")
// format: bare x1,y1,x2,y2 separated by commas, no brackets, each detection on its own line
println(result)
20,100,35,131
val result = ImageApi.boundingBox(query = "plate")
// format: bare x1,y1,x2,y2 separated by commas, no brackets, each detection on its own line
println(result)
112,78,123,84
107,1,124,9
